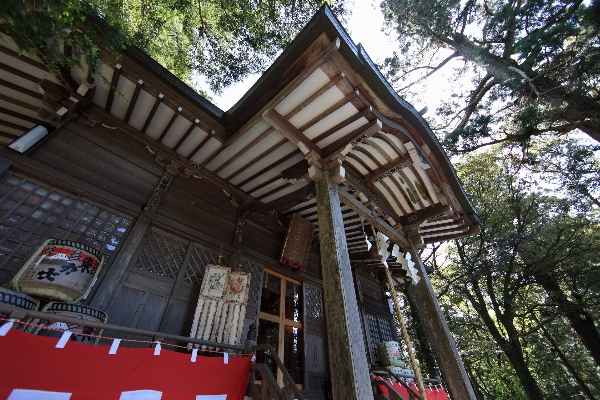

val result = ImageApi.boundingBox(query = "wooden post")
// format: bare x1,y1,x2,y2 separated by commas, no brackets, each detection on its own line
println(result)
408,241,477,400
316,172,373,400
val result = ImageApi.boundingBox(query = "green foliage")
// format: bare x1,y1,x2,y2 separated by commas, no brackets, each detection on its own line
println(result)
427,144,600,399
0,0,348,94
381,0,600,152
0,0,127,79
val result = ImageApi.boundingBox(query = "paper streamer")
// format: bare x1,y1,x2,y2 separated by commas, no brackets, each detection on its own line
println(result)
56,331,72,348
0,319,15,336
109,338,121,354
223,352,228,364
154,342,161,356
191,348,198,363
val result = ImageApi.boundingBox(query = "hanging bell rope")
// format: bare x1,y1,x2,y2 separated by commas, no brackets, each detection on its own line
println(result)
372,228,427,400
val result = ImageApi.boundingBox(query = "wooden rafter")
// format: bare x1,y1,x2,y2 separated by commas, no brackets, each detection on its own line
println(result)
262,109,322,156
236,148,301,188
364,154,412,181
312,107,372,144
0,93,39,112
141,94,163,133
222,138,288,180
173,121,199,152
269,37,341,112
322,119,382,158
399,205,450,227
0,130,19,140
213,127,275,174
379,178,411,215
336,185,408,246
297,91,359,133
0,119,29,131
124,79,143,124
0,79,42,100
157,108,181,142
0,106,40,124
284,73,346,120
0,62,41,85
104,64,122,112
187,133,213,160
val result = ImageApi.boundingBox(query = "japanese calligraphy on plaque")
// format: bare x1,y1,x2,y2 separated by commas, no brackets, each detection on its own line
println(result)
280,213,315,272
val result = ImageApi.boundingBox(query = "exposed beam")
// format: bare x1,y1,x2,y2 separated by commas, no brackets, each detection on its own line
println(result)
104,63,122,112
0,130,19,140
0,93,39,111
269,37,341,112
0,44,47,71
187,133,213,160
0,79,42,100
0,106,40,124
312,107,372,144
213,127,274,174
141,93,163,133
336,185,408,246
322,119,382,159
124,79,144,124
240,182,315,213
0,61,39,84
365,155,412,182
423,225,480,245
223,138,288,181
262,109,322,156
400,205,451,227
297,91,360,133
0,119,29,131
235,148,301,188
157,107,181,142
173,120,198,152
284,73,346,120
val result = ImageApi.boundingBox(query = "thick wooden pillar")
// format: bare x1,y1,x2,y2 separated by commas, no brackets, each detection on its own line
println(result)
316,173,373,400
409,242,477,400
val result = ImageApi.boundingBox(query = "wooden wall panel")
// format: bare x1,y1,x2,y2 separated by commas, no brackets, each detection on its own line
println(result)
157,183,237,245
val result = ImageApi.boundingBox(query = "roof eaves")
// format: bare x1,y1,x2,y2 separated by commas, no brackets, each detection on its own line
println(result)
354,44,481,227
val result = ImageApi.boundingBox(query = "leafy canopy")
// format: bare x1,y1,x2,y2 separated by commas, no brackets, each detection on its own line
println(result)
0,0,348,95
380,0,600,153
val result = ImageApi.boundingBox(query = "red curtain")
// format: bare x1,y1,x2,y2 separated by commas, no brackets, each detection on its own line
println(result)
0,328,251,400
373,375,450,400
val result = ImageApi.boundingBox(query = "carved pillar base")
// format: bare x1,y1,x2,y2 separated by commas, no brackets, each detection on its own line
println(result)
409,242,477,400
316,173,373,400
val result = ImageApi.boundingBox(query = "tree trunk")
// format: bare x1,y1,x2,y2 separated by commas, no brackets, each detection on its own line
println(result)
536,272,600,366
536,317,597,400
464,280,546,400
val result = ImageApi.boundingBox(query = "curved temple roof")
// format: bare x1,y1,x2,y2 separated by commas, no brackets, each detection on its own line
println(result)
0,5,479,281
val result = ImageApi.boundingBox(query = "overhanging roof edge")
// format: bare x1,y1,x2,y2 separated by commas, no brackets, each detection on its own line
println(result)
355,45,482,228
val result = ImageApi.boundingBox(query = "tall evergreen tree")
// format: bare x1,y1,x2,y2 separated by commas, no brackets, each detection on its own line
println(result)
430,147,600,399
380,0,600,153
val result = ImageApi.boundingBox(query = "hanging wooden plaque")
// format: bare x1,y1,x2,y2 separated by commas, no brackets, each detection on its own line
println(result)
280,213,315,272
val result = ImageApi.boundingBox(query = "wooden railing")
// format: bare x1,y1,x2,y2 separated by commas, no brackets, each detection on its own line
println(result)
0,304,304,400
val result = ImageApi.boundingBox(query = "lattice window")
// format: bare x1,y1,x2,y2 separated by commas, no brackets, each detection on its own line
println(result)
365,311,396,364
0,175,131,280
183,245,219,285
241,259,264,309
133,229,187,279
305,284,323,322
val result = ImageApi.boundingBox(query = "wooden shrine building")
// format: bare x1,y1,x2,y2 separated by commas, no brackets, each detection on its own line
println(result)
0,6,480,400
